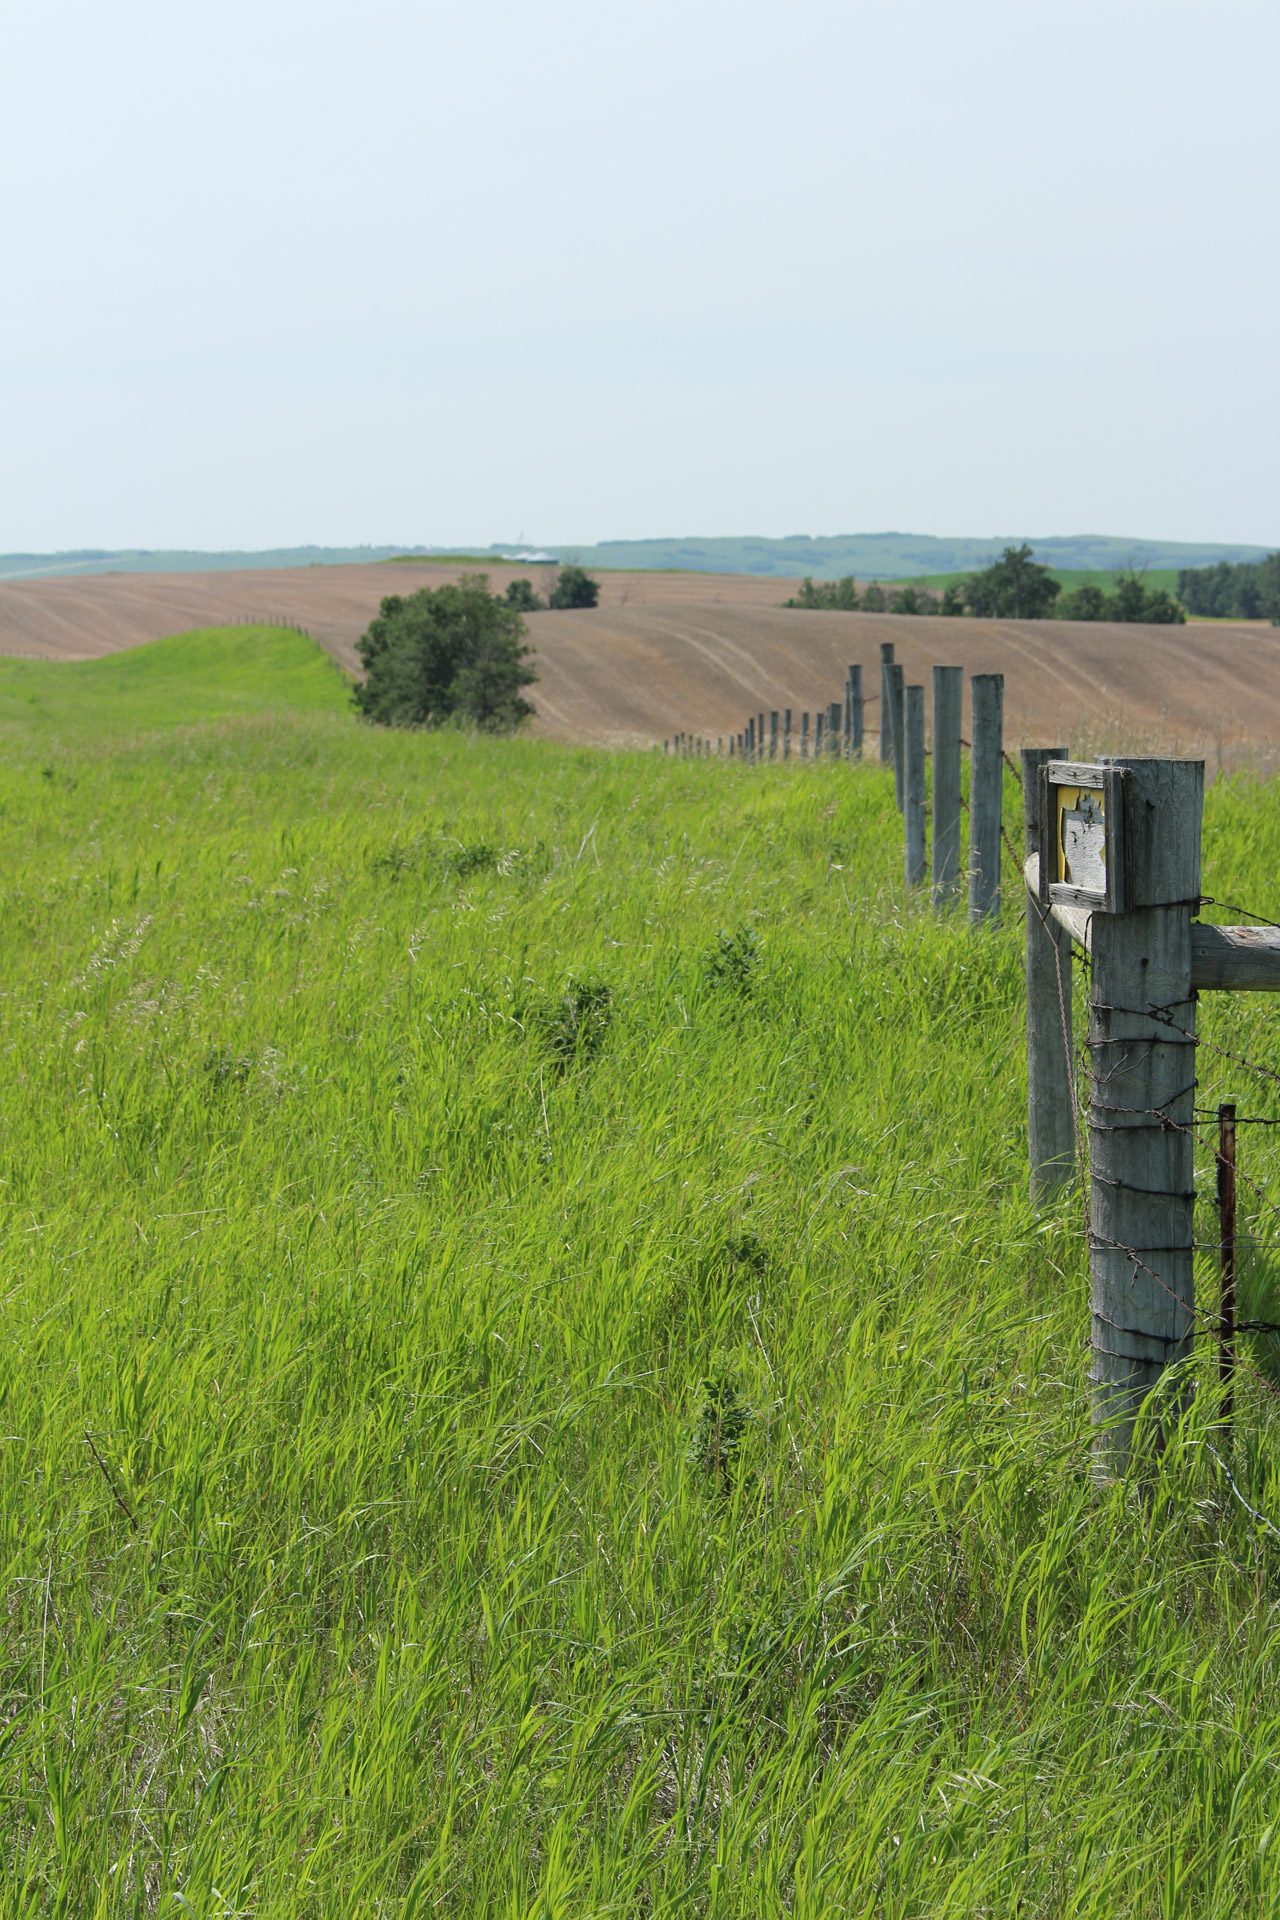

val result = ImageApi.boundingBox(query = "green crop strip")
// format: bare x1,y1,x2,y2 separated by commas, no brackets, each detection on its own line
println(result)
4,628,1280,1914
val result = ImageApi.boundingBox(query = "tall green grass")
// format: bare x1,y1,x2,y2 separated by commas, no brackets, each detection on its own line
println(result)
5,629,1280,1914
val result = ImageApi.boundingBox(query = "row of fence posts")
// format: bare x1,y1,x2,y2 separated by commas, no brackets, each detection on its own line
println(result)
232,615,308,633
663,641,1008,927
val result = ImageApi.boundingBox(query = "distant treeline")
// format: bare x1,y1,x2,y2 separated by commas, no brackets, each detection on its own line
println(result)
1177,555,1280,621
786,545,1187,623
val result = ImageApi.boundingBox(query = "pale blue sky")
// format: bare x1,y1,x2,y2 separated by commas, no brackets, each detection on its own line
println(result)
2,0,1276,551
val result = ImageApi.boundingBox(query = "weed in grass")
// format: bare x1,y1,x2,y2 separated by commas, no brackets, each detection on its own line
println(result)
688,1364,754,1493
533,972,613,1069
702,922,761,999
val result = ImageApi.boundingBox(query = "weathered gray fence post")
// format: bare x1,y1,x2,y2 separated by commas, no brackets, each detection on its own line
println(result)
1087,757,1202,1471
904,684,926,886
801,712,810,759
968,673,1004,923
879,641,894,766
747,718,755,761
815,712,824,755
784,709,792,759
932,666,963,907
770,711,779,760
827,701,841,755
887,663,905,811
849,665,863,759
1022,746,1075,1200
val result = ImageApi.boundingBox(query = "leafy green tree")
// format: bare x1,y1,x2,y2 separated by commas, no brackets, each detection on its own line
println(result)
1177,555,1279,620
860,582,887,612
354,574,537,731
889,585,940,615
1109,569,1186,624
504,578,543,612
1261,553,1280,624
549,566,600,609
1139,588,1185,625
940,584,966,616
784,575,859,610
1058,583,1108,621
964,544,1061,620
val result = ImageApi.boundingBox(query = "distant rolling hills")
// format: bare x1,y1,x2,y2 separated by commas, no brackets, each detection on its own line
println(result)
2,532,1271,585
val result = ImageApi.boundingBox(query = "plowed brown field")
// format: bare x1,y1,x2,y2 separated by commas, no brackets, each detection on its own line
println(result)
1,561,1276,769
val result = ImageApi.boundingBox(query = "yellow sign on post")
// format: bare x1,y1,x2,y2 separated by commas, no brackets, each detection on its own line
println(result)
1039,761,1126,914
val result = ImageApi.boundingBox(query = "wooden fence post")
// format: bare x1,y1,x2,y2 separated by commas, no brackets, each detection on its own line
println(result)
932,666,963,907
1022,745,1075,1200
904,685,926,886
815,712,824,756
801,712,810,759
784,708,792,759
879,642,894,766
1088,757,1202,1472
770,711,779,761
887,663,905,811
1219,1101,1237,1422
968,673,1004,924
849,665,863,758
827,701,841,755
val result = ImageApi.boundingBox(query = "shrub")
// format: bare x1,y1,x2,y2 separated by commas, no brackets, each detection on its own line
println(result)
1058,583,1108,621
504,578,543,612
353,574,537,731
549,566,600,610
783,576,860,610
889,584,940,616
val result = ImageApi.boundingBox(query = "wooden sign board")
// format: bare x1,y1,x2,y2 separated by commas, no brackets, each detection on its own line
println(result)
1038,760,1126,914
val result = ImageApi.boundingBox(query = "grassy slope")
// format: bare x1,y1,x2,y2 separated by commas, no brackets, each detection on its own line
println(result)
5,630,1280,1913
0,625,350,739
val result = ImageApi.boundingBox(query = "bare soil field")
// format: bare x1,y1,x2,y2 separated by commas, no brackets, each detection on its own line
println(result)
1,561,1276,769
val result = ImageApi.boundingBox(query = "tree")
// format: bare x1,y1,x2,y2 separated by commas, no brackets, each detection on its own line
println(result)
860,582,887,612
964,544,1061,620
1058,583,1108,621
783,575,859,610
504,578,543,612
1109,569,1186,625
940,584,966,616
549,566,600,609
1177,555,1279,620
353,574,537,731
1260,553,1280,624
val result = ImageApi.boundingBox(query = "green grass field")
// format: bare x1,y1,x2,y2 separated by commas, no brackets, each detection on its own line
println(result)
7,627,1280,1915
